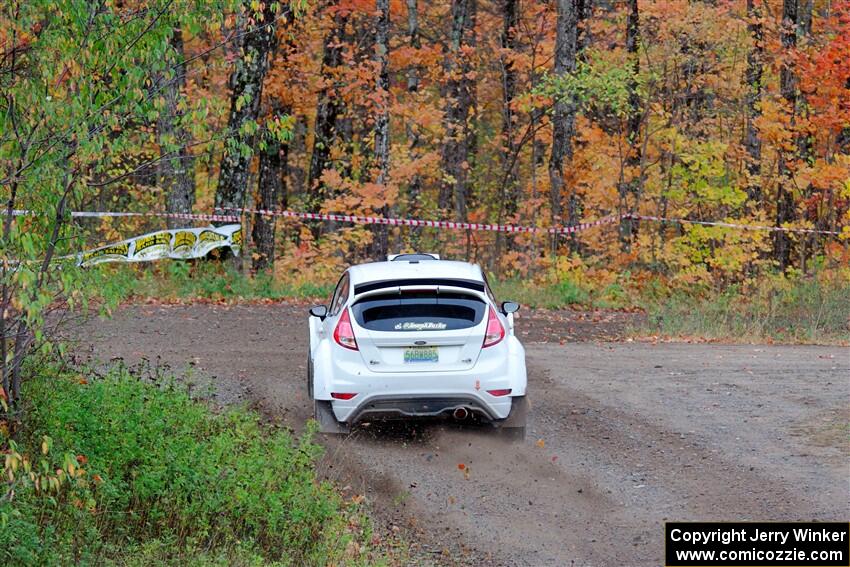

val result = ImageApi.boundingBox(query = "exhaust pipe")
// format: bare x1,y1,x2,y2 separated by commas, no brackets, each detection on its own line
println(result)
452,407,469,420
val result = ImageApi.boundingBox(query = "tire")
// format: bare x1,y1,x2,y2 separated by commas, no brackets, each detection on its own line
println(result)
313,400,350,435
497,396,528,442
307,355,314,398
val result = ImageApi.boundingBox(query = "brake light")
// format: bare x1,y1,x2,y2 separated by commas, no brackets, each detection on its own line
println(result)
331,392,357,400
487,388,512,397
333,308,358,350
482,306,505,348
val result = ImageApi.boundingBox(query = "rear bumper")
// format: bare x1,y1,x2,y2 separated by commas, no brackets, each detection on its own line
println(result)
342,394,506,423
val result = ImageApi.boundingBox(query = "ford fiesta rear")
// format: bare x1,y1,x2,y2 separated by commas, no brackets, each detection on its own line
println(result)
308,260,528,438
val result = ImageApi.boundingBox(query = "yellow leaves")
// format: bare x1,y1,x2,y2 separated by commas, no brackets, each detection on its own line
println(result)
5,451,22,476
800,157,850,195
391,150,441,185
319,169,345,195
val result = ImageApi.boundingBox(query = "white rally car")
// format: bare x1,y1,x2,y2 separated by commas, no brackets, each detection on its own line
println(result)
307,253,528,438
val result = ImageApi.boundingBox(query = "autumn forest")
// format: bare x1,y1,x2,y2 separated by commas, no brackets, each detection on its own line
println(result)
2,0,850,290
198,0,850,279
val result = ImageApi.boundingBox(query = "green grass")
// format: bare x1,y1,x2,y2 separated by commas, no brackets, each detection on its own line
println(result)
490,277,631,309
0,364,388,566
642,275,850,344
492,271,848,344
94,260,848,344
96,261,333,304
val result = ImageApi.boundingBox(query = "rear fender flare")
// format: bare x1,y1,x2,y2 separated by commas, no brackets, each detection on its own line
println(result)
308,316,321,358
311,339,334,400
506,336,527,396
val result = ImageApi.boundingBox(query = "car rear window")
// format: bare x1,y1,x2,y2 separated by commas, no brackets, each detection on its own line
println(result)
351,291,486,332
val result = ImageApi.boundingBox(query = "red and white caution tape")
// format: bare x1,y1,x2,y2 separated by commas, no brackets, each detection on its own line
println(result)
219,207,846,236
9,209,239,222
216,207,619,234
625,214,843,236
8,208,845,236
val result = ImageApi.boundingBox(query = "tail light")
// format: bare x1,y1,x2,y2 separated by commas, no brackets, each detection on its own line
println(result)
482,306,505,348
487,388,512,397
333,308,358,350
331,392,357,400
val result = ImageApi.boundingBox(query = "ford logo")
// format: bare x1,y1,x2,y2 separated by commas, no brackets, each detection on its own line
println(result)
414,340,427,346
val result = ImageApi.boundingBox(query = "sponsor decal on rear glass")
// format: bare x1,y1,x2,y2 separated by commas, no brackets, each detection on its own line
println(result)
394,321,448,331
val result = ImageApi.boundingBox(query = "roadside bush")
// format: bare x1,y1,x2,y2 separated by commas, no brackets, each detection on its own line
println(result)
0,365,375,566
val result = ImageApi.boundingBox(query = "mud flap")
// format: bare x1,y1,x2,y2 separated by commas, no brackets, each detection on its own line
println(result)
496,396,528,441
314,400,350,435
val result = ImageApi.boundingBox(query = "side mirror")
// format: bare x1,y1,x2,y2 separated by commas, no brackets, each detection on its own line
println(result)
501,301,520,315
309,305,328,320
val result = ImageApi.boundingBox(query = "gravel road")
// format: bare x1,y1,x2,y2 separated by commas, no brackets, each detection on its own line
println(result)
68,304,849,566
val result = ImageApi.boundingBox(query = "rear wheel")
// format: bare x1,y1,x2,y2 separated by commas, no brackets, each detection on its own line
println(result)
497,396,528,441
313,400,350,435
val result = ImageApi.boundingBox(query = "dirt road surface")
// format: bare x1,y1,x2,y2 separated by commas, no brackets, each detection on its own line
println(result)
68,304,849,566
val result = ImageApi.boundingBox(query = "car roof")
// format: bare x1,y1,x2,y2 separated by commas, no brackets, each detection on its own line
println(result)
347,259,484,286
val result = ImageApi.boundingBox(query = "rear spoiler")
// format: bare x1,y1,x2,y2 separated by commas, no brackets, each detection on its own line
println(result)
353,278,485,296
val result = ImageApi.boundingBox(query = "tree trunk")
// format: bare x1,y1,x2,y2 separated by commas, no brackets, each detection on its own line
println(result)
494,0,520,261
158,28,195,229
576,0,592,51
617,0,641,251
439,0,476,222
775,0,800,269
213,3,278,230
744,0,763,206
288,116,307,203
547,0,579,254
500,0,519,214
308,5,349,218
252,103,291,273
405,0,424,246
372,0,391,258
